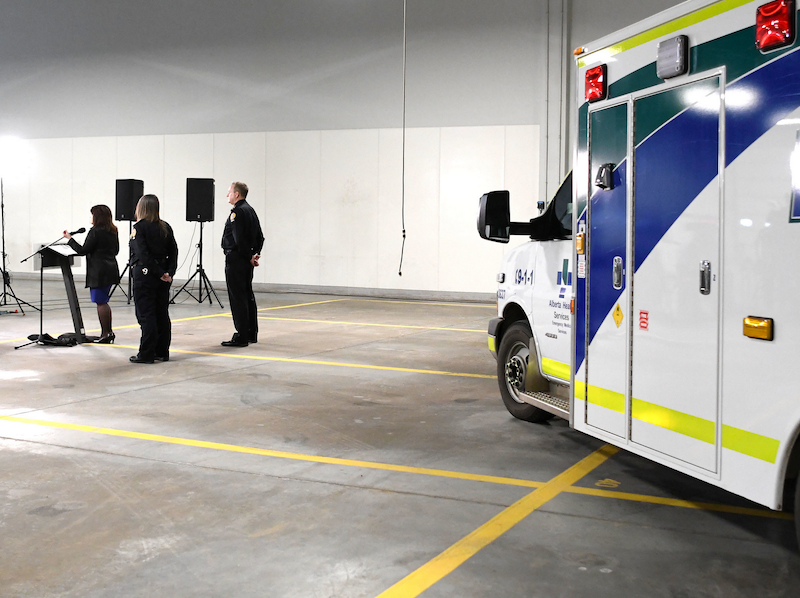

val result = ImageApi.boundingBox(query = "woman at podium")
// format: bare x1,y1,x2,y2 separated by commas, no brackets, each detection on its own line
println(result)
63,204,121,343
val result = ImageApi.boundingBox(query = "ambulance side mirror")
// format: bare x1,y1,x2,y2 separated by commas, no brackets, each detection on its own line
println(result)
478,190,511,243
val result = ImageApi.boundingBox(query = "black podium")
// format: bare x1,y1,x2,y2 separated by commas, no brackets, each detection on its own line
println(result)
16,242,89,349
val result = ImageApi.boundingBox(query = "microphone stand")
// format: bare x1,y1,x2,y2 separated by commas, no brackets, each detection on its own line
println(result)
15,235,71,349
0,177,37,314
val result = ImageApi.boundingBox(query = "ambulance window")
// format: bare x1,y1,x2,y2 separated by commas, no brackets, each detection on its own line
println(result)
553,172,573,233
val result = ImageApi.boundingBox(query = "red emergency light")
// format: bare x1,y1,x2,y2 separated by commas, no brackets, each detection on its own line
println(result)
585,65,607,103
756,0,795,52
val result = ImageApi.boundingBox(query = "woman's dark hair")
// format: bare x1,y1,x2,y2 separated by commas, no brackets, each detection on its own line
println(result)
91,204,118,234
135,194,168,235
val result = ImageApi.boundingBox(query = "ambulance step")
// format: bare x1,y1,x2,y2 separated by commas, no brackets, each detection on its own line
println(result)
520,391,569,419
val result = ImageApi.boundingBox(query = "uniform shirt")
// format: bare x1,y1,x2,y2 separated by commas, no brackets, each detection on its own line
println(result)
130,219,179,279
222,199,264,261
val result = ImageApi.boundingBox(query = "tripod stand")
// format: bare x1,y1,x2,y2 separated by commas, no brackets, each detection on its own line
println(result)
0,178,37,314
170,221,223,307
108,221,132,304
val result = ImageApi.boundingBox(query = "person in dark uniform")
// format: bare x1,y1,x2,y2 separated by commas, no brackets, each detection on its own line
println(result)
221,181,264,347
129,194,178,364
63,205,121,344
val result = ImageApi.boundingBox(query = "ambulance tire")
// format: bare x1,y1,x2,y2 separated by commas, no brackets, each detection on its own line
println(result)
794,476,800,548
496,321,554,423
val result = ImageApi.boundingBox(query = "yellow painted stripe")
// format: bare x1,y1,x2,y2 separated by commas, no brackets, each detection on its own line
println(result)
258,316,482,333
1,416,788,524
566,486,792,520
632,398,716,445
354,299,495,309
578,0,753,67
574,379,586,400
584,391,781,463
0,415,543,488
257,298,349,311
102,343,496,380
722,425,780,464
542,358,570,380
375,445,618,598
586,385,625,414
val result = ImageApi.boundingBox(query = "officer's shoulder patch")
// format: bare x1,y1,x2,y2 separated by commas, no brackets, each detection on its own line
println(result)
230,212,237,222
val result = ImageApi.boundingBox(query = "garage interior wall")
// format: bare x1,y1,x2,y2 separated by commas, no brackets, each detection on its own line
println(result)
0,0,680,296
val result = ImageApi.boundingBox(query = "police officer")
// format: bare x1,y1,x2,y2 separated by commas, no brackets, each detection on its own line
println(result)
221,181,264,347
129,194,179,364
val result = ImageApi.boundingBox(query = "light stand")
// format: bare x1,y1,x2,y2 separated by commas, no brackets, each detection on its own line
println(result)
170,221,223,307
0,178,37,314
108,221,133,304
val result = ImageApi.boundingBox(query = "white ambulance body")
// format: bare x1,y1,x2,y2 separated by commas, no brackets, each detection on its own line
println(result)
480,0,800,531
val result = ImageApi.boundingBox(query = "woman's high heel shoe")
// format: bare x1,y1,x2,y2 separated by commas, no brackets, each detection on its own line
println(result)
96,332,116,344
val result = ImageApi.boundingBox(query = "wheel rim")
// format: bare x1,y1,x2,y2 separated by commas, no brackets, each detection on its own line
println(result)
504,341,529,404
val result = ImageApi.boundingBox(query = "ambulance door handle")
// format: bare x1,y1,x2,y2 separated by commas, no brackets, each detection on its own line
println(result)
613,256,623,290
700,260,711,295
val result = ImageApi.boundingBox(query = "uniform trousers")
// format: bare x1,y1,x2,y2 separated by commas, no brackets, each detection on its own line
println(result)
133,275,172,360
225,253,258,341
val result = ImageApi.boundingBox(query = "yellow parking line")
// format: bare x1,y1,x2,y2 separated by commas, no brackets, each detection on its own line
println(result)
355,299,494,309
375,445,618,598
0,415,788,526
102,343,496,379
257,316,483,333
0,415,541,488
258,299,350,311
565,486,793,520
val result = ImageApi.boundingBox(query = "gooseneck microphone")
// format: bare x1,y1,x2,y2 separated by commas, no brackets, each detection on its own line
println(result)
68,227,86,235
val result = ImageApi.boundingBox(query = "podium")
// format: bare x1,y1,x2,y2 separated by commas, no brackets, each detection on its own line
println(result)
38,244,87,343
16,242,88,349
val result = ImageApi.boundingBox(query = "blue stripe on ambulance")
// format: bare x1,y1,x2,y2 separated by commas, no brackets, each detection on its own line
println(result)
576,46,800,374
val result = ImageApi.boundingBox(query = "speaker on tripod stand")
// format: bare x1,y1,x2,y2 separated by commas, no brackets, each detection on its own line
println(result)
170,178,223,307
109,179,143,304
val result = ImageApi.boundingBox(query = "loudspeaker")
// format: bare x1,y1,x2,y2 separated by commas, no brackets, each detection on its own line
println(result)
186,178,215,222
115,179,144,222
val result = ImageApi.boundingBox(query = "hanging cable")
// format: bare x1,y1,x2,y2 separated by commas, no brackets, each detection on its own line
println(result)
398,0,408,276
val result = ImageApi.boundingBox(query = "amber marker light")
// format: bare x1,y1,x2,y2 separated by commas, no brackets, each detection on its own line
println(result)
743,316,774,340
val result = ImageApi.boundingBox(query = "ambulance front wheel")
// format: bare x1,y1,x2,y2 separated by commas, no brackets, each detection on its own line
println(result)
496,321,554,423
794,476,800,547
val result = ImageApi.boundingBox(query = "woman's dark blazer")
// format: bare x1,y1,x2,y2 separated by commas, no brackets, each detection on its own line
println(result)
67,227,121,289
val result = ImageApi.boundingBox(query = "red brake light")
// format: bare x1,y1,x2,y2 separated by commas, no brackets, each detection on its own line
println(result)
756,0,795,52
585,65,607,103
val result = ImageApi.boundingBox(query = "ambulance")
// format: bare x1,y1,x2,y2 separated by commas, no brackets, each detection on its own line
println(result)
478,0,800,540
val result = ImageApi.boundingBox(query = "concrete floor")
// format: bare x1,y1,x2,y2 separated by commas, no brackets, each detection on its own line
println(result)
0,278,799,598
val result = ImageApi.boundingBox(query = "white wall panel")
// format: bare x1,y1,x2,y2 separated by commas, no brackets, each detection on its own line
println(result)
214,133,267,285
319,130,380,288
116,136,165,201
1,145,32,274
378,127,442,291
71,137,118,276
376,128,403,289
29,139,73,273
438,127,506,293
264,131,321,287
163,134,214,282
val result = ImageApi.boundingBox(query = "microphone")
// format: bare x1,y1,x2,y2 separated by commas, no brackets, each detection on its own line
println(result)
68,227,86,235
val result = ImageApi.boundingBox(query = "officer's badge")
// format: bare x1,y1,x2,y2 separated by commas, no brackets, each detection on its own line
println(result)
142,268,148,275
130,228,137,239
230,212,236,222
